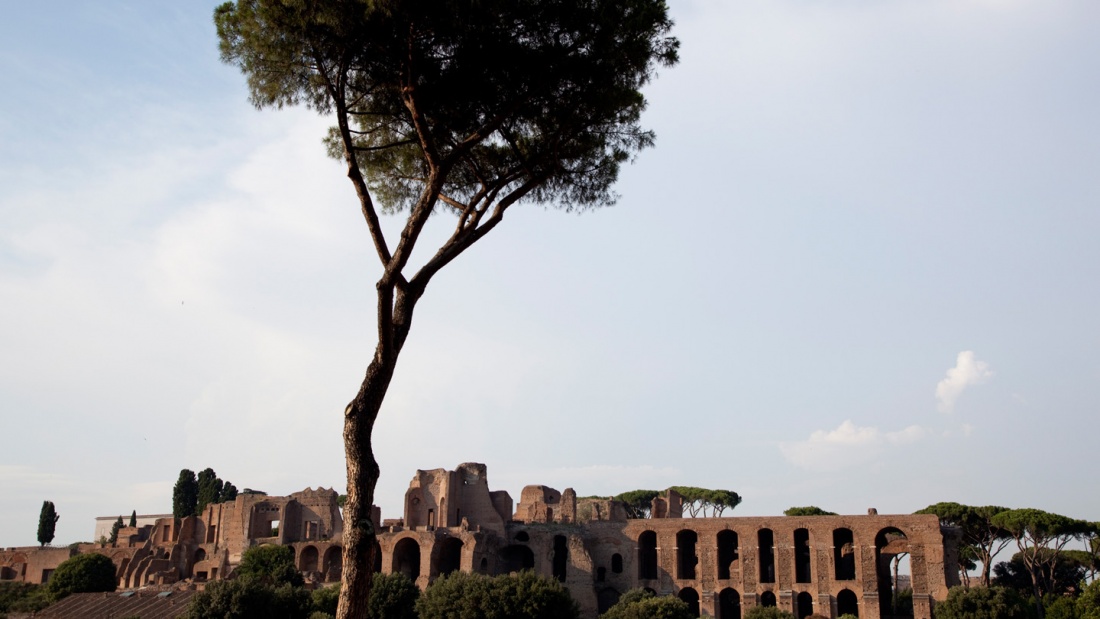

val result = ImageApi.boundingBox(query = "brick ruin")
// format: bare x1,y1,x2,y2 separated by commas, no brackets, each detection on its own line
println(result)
0,463,960,618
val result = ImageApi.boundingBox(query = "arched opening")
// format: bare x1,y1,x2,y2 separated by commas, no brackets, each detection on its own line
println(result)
498,545,535,574
679,586,701,617
677,530,698,580
875,527,911,619
794,528,812,583
437,537,463,577
194,548,207,563
717,530,739,580
719,588,741,619
553,535,568,582
514,531,530,542
838,588,859,617
758,529,775,584
323,546,342,582
299,545,319,572
797,591,813,618
834,528,856,580
638,531,658,580
479,557,489,573
393,537,421,581
612,553,623,574
598,588,622,614
761,591,777,607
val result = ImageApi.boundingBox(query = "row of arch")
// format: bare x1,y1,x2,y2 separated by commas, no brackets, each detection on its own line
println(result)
637,526,903,584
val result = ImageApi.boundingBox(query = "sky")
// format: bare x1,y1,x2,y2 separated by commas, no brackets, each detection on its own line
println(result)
1,0,1098,550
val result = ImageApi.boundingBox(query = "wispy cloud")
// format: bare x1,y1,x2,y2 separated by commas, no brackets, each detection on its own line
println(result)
779,420,927,471
936,351,993,412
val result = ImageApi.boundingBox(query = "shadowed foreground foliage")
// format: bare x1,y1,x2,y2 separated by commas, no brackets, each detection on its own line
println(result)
600,588,693,619
416,570,578,619
46,553,116,600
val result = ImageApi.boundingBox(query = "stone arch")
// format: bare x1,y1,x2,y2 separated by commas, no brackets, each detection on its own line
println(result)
437,537,463,577
797,591,814,618
393,537,421,581
717,530,739,580
638,531,658,580
679,586,701,617
719,588,741,619
794,528,812,583
677,529,698,580
758,529,776,584
323,545,342,582
194,548,207,564
761,591,777,607
833,528,856,580
875,527,910,619
299,545,319,572
838,588,859,617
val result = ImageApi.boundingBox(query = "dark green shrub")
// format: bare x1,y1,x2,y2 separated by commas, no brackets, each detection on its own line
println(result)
934,585,1031,619
368,572,418,619
744,607,797,619
311,583,339,616
46,553,116,599
601,588,693,619
0,581,52,613
185,578,311,619
236,544,303,587
417,570,578,619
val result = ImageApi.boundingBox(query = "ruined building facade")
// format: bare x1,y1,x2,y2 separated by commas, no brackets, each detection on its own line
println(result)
1,463,959,619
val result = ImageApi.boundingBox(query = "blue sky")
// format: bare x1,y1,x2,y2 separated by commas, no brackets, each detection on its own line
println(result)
1,0,1098,548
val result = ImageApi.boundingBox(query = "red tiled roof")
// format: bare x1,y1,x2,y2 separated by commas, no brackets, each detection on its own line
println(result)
36,589,197,619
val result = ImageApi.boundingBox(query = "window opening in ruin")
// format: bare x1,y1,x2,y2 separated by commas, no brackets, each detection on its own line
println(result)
837,589,859,617
553,535,568,582
717,530,739,580
163,525,170,541
678,587,701,617
638,531,658,580
761,591,776,607
834,528,856,580
795,528,812,583
719,588,741,619
874,527,910,619
612,553,623,574
479,557,488,573
196,571,208,581
394,538,421,581
211,567,218,579
268,520,280,537
325,546,344,581
499,545,535,574
206,524,217,543
515,531,530,542
597,567,606,582
758,529,775,584
427,509,435,528
797,592,814,618
437,537,463,577
41,569,53,583
194,548,207,563
677,530,698,580
300,546,319,572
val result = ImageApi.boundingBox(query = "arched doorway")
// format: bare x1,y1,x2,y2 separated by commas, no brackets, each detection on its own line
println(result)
719,588,741,619
679,587,700,617
393,538,421,581
437,537,463,577
638,531,658,580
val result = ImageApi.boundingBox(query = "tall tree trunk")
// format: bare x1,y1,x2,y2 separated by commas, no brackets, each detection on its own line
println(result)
336,353,400,619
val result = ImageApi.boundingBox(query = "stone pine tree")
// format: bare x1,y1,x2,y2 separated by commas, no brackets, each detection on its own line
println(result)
129,510,137,528
172,469,199,519
37,500,59,547
214,2,678,617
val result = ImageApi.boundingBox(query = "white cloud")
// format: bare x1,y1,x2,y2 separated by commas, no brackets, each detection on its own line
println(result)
779,420,927,471
936,351,993,412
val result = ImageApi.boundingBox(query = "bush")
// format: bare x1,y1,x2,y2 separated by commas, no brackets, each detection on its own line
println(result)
236,544,304,587
838,615,859,619
934,585,1032,619
185,578,311,619
46,553,117,599
601,588,693,619
368,572,419,619
0,581,52,613
744,607,797,619
1046,595,1079,619
311,584,340,617
417,570,579,619
1078,579,1100,619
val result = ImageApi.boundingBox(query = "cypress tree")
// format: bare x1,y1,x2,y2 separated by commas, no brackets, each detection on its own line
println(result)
108,515,123,545
172,469,198,519
129,510,137,528
37,500,59,546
